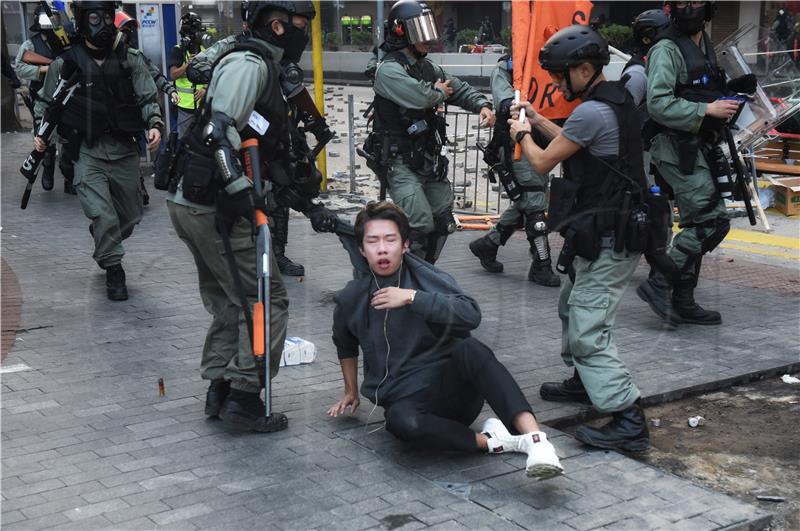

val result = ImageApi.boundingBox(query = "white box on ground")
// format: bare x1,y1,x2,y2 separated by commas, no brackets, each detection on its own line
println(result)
280,337,317,367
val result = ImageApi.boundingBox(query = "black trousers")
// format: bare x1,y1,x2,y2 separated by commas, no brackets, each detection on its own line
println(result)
383,337,532,452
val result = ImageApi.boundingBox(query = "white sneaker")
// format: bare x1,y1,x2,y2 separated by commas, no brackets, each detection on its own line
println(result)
481,417,516,454
520,432,564,480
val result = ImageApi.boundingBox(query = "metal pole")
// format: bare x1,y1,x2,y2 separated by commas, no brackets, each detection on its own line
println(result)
376,0,384,60
311,0,328,190
347,94,356,194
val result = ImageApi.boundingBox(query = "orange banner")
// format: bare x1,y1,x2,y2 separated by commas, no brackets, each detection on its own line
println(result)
512,0,594,120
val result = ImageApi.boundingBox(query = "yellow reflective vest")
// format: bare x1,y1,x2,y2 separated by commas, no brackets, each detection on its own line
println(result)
174,46,206,110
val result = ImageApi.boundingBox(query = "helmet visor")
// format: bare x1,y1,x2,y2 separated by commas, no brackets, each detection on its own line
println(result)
405,12,440,45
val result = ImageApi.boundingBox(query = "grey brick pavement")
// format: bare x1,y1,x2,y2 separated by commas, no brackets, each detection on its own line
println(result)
2,130,793,529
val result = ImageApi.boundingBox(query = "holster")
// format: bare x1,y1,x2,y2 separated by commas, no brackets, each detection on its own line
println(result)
675,133,701,175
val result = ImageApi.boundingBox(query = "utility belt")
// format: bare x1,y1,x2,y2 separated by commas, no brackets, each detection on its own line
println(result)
548,178,670,275
361,128,448,185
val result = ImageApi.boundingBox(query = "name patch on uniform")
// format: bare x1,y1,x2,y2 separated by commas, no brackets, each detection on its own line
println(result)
248,111,270,135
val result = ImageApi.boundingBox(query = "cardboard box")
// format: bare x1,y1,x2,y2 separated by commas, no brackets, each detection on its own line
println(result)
771,177,800,216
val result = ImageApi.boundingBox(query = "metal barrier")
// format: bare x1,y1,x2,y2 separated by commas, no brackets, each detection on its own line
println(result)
444,109,508,215
346,106,512,216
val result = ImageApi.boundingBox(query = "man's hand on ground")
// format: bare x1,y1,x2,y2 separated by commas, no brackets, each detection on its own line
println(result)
371,287,416,310
327,393,360,417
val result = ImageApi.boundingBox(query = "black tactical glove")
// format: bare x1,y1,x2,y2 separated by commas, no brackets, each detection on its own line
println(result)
727,74,758,95
222,177,260,220
307,203,339,233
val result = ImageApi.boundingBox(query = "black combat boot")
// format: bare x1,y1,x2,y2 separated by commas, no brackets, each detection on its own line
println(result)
540,368,591,404
469,234,503,273
271,208,304,276
60,158,77,195
105,264,128,301
41,149,56,191
275,245,305,277
220,389,288,433
636,269,680,326
64,179,77,195
672,259,721,325
526,212,560,286
575,399,650,452
205,379,230,418
528,255,561,286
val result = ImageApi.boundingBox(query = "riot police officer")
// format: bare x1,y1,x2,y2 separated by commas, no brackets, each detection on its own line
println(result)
16,4,74,194
469,55,560,286
367,0,495,263
166,0,338,433
33,0,163,301
623,9,671,108
169,12,206,137
186,1,329,277
115,11,179,106
509,26,649,452
638,1,738,326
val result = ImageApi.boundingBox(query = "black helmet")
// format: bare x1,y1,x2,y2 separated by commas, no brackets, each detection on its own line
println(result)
539,24,610,72
240,1,296,26
539,25,609,102
293,1,316,20
387,0,440,46
179,12,203,37
664,1,716,35
632,9,670,50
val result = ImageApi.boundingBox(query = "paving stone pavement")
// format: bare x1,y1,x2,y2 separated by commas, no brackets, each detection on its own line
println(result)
2,130,794,530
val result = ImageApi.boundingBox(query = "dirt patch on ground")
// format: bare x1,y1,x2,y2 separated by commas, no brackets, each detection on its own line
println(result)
566,376,800,530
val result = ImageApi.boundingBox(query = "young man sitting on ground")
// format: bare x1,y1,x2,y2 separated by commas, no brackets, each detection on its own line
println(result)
327,201,563,479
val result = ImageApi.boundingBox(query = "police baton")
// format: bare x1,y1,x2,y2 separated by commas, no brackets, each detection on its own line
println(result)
240,138,274,422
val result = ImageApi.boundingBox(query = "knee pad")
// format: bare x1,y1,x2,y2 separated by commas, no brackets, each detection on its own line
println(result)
525,211,548,237
701,217,730,254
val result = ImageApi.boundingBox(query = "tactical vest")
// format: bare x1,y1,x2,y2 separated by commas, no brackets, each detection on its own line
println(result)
181,38,297,200
29,33,56,98
174,45,207,110
650,25,728,141
562,80,647,230
372,50,438,137
57,43,146,145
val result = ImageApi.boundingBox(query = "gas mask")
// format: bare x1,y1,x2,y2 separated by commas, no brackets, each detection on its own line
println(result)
82,8,117,49
673,3,708,35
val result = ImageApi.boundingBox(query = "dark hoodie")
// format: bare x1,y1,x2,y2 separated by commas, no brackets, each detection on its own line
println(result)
332,235,481,406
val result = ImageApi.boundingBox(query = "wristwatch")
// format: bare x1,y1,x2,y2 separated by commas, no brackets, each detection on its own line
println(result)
515,130,531,144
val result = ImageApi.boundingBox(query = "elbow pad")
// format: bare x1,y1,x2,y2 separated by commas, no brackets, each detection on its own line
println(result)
203,112,245,189
186,63,212,85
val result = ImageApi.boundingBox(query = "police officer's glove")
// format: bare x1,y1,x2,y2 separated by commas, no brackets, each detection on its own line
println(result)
307,117,335,147
307,203,339,233
224,176,257,219
728,74,757,95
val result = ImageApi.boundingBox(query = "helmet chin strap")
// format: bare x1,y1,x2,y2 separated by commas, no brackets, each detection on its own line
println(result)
563,66,602,102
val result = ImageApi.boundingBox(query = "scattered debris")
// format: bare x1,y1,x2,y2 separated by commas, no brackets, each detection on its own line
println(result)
650,418,661,428
687,415,706,428
756,495,786,503
781,374,800,384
